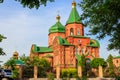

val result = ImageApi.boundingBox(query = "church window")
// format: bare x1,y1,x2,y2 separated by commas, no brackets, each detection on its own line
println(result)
76,47,78,54
116,60,118,63
70,28,74,35
78,30,80,35
82,48,84,53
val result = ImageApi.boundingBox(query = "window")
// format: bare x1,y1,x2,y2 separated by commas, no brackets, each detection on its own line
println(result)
116,60,119,63
76,47,78,54
78,31,80,35
82,48,84,53
70,28,74,35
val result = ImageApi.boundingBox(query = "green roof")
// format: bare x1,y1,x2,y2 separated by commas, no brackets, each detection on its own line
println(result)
15,59,24,65
49,21,65,33
33,44,53,53
114,56,120,59
56,36,73,46
88,39,100,48
66,5,81,25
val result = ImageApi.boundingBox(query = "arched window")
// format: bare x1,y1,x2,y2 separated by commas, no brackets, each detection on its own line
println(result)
70,28,74,35
82,48,84,53
76,47,78,54
77,30,80,35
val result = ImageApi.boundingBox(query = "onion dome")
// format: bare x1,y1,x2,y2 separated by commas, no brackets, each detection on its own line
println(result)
13,51,19,59
49,15,65,33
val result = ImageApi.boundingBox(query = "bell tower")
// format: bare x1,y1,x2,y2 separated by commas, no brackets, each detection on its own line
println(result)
65,1,84,37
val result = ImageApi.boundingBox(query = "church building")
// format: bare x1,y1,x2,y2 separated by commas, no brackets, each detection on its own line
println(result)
30,1,100,70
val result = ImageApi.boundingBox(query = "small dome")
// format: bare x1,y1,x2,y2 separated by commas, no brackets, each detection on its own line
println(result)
49,15,65,33
13,51,19,56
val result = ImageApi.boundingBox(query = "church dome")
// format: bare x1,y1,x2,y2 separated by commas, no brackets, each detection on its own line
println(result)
49,15,65,33
13,51,19,56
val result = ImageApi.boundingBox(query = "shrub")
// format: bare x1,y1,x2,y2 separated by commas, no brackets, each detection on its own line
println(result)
47,72,55,80
61,68,77,78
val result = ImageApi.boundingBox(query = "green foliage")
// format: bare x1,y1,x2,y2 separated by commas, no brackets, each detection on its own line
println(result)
115,76,120,80
19,55,34,78
0,0,3,3
20,55,51,78
22,65,34,78
4,58,19,78
0,34,6,55
0,0,54,9
12,69,19,79
76,76,88,80
79,0,120,52
79,54,87,76
4,58,16,70
47,72,55,80
105,54,115,77
15,0,54,9
107,54,114,69
61,68,77,78
90,58,107,68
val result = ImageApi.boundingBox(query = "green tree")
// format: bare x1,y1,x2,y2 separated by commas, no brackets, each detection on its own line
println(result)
0,0,54,9
107,54,114,69
105,54,115,77
4,58,19,78
79,0,120,52
38,58,51,77
19,55,34,78
0,34,6,55
79,54,87,77
4,58,16,70
90,58,107,69
31,57,51,78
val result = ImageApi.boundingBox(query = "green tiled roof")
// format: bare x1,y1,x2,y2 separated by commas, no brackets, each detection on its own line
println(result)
88,39,100,48
114,56,120,59
49,21,65,33
66,4,81,25
56,36,73,46
15,59,24,65
33,44,53,53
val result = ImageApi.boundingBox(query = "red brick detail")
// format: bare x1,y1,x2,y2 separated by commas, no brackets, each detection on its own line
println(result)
65,23,84,37
48,33,65,46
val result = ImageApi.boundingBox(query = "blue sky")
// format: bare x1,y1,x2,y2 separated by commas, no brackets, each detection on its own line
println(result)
0,0,119,65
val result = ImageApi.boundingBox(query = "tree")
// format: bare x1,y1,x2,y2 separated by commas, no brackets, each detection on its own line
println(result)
90,58,107,68
107,54,114,69
0,0,54,9
105,54,115,77
4,58,19,78
4,58,16,70
79,54,87,77
19,55,34,78
79,0,120,53
0,34,6,55
30,57,51,78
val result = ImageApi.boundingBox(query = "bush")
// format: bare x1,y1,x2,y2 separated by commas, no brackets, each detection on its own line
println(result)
61,68,77,78
115,76,120,80
47,72,55,80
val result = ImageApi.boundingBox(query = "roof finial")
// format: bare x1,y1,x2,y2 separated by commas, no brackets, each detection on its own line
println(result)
56,10,60,22
72,0,76,8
